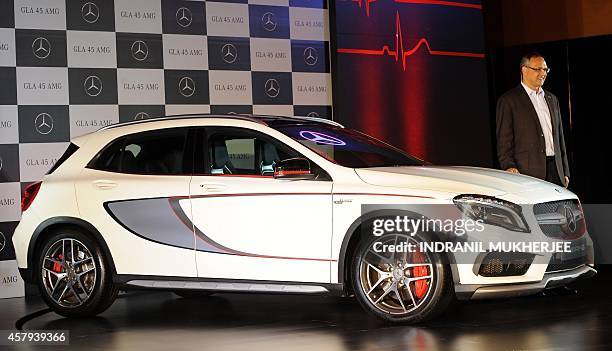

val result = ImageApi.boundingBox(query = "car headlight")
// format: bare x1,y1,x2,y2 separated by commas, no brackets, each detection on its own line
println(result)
453,195,530,233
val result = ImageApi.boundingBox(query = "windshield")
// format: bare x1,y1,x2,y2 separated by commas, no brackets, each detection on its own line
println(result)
273,124,426,168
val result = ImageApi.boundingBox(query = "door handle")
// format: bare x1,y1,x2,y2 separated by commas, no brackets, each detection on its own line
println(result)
93,180,118,190
199,183,227,192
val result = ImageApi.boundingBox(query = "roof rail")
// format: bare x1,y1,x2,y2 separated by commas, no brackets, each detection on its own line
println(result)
97,113,344,132
97,114,268,132
288,115,344,128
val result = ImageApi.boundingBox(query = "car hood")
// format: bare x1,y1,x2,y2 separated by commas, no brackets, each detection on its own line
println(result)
355,166,557,198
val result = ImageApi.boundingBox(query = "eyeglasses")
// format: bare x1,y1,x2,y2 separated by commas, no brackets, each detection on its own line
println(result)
524,66,551,74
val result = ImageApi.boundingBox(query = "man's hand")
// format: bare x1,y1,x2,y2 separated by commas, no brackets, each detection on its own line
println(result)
506,167,520,174
564,176,570,188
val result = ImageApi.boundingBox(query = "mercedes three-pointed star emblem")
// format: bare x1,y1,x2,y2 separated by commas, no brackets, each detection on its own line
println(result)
261,12,277,32
303,47,318,66
35,112,54,135
84,75,103,97
178,76,196,98
32,37,51,59
134,112,150,120
264,78,280,98
0,231,6,253
81,2,100,24
562,205,578,234
306,111,320,117
176,7,193,28
221,43,238,64
131,40,149,61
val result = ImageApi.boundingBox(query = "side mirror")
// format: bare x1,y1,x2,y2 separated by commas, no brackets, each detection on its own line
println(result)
273,158,315,180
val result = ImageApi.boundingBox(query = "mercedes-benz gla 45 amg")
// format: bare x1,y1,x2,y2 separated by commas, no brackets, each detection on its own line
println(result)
12,115,595,323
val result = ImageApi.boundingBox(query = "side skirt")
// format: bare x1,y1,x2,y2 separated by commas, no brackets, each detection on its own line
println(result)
114,275,345,296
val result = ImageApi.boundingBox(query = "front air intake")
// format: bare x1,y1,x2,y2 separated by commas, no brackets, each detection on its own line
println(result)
477,252,534,277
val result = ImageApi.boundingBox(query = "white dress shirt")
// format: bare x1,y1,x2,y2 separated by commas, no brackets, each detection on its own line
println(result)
521,82,555,156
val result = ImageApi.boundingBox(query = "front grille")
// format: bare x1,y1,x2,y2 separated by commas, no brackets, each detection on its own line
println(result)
533,200,585,239
533,200,577,216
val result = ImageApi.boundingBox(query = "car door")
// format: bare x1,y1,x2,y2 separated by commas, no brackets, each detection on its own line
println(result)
74,127,197,277
190,126,333,283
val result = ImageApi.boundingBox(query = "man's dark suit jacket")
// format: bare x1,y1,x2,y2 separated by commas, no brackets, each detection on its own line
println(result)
496,84,570,182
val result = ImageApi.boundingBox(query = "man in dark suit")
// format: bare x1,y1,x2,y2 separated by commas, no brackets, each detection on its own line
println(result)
496,52,570,187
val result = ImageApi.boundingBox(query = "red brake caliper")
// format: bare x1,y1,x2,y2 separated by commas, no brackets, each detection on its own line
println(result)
53,254,64,273
412,251,429,299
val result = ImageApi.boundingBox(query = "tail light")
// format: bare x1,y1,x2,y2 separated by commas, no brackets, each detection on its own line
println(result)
21,181,42,212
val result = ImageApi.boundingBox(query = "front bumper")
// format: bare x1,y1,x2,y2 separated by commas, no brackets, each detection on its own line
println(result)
455,264,597,300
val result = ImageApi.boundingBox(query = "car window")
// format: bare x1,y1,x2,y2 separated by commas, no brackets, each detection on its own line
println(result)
89,128,189,175
89,137,125,172
207,129,296,176
273,124,425,168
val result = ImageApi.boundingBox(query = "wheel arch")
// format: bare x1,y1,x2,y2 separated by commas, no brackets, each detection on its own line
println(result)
24,217,116,283
338,209,460,293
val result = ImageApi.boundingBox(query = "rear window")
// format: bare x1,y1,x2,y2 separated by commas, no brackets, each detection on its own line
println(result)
47,143,79,175
87,128,189,175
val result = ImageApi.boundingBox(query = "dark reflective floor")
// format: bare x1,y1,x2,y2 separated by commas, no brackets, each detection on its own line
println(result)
2,272,612,351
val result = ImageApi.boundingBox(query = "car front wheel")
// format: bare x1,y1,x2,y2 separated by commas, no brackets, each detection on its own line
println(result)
352,232,453,323
37,229,118,317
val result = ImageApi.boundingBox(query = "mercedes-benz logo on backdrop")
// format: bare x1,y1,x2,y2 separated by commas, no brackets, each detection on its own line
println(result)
32,37,51,59
264,79,280,98
303,47,318,66
176,7,193,28
261,12,277,32
131,40,149,61
134,112,150,120
0,232,6,253
35,112,54,135
81,2,100,24
221,43,238,64
306,111,320,117
84,75,103,97
178,77,196,98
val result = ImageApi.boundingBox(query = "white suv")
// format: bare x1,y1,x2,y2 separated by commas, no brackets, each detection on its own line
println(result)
12,115,595,323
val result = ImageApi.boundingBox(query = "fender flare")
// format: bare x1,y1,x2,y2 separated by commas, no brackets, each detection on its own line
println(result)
24,217,116,283
337,209,460,286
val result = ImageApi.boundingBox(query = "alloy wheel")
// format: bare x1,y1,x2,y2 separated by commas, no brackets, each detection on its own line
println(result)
358,234,434,315
41,238,97,308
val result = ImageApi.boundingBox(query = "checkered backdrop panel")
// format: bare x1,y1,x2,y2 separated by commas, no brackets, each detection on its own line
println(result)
0,0,332,278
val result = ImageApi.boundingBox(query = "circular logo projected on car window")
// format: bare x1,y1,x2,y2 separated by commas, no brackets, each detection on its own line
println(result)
299,131,346,146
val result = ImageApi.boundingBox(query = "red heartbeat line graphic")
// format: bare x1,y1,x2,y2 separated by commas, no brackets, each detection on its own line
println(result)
351,0,377,17
337,11,485,71
351,0,482,17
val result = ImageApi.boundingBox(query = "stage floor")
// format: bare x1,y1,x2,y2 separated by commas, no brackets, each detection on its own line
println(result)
2,273,612,351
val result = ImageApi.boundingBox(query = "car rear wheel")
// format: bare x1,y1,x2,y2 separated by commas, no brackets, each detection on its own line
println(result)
352,232,453,323
37,229,118,317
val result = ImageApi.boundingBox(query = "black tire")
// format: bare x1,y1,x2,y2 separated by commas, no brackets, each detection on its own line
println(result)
174,290,214,299
351,231,453,323
36,228,118,317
